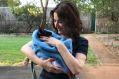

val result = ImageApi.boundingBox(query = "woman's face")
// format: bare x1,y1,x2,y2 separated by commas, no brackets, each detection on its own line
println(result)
53,12,65,35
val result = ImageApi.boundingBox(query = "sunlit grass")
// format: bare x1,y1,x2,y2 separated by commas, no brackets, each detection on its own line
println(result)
0,35,31,66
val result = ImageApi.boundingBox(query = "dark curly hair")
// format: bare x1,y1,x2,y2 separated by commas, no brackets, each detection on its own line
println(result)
50,1,82,42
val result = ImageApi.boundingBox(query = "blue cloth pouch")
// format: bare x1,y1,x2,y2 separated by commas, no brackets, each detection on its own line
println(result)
32,29,72,73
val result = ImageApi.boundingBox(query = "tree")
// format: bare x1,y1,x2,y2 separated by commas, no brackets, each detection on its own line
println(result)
54,0,94,14
7,0,43,33
16,4,43,32
7,0,21,14
90,0,119,33
91,0,119,20
40,0,49,30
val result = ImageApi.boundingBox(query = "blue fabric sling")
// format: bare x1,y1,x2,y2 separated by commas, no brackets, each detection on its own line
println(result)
32,29,73,73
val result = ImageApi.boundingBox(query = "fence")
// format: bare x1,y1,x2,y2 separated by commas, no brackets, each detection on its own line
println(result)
0,14,92,34
0,20,40,34
1,16,119,34
81,14,91,33
96,17,119,33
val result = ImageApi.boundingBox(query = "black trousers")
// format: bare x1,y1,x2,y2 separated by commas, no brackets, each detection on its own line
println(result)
39,69,76,79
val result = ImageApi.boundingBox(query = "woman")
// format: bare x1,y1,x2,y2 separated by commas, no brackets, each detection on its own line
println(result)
21,1,88,79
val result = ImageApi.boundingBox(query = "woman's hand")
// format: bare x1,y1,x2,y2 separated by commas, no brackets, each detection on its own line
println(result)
41,58,64,73
40,36,64,73
40,36,61,46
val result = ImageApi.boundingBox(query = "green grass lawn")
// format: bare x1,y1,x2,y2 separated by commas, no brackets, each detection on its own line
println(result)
0,35,98,66
0,35,31,66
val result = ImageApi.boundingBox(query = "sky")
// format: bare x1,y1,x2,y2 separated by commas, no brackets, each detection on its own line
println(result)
20,0,57,7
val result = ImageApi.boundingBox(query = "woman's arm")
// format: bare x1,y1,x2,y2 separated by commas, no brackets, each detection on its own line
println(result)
21,41,64,73
21,41,43,66
56,43,86,75
41,36,87,75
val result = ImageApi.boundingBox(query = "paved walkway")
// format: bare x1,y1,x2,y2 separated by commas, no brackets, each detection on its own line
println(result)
0,34,119,79
0,66,42,79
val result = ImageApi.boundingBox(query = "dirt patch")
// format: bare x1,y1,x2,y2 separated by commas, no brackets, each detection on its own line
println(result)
81,65,119,79
81,34,119,79
84,34,119,64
